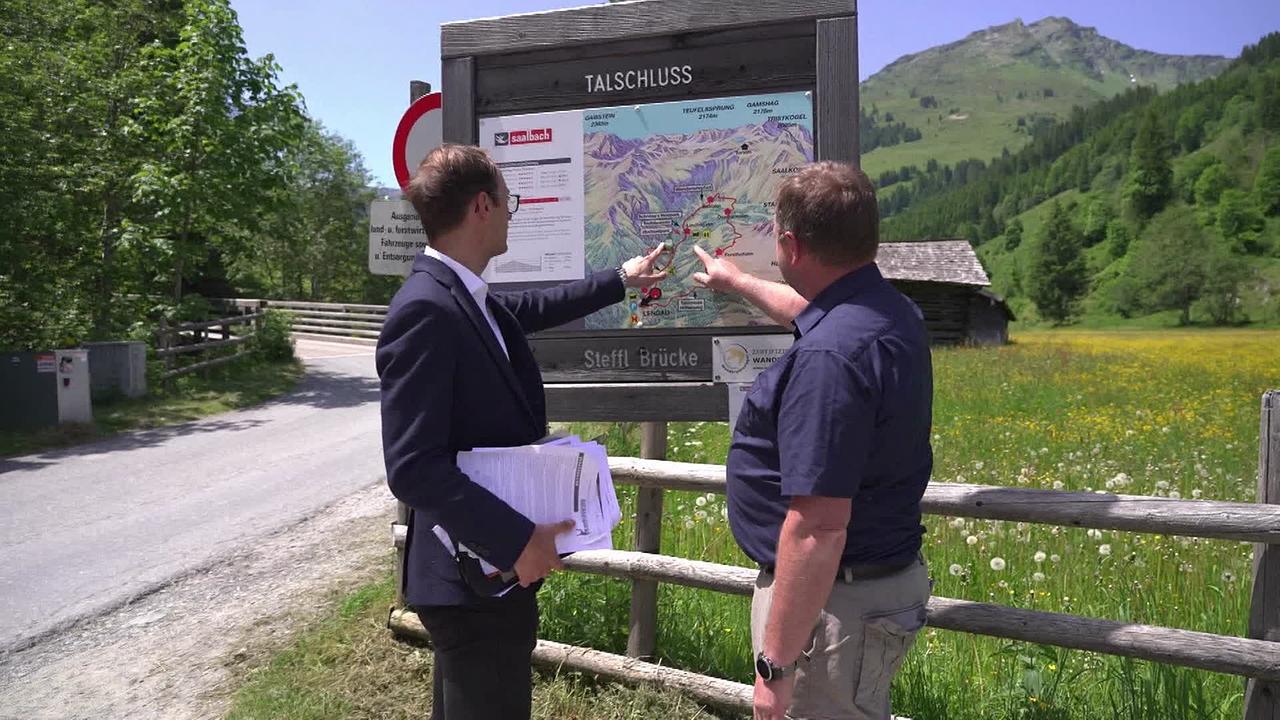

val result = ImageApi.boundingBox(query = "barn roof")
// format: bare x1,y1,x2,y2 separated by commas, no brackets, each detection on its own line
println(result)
876,240,990,287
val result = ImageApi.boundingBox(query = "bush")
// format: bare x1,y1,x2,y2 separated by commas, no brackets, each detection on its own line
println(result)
252,309,295,362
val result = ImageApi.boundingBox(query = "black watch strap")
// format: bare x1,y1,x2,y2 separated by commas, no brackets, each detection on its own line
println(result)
755,652,797,681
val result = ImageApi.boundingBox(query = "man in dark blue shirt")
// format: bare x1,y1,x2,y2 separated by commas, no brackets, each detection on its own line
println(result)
693,161,933,720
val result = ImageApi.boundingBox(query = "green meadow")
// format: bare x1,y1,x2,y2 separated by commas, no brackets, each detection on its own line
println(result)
542,330,1278,719
227,330,1278,719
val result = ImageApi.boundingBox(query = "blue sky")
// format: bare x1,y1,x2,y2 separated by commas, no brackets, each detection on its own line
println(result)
230,1,1280,188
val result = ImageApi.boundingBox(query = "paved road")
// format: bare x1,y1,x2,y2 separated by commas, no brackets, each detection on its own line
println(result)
0,339,385,655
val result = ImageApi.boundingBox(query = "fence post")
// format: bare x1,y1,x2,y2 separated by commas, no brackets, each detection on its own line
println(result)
1248,390,1280,720
158,317,172,392
627,421,666,660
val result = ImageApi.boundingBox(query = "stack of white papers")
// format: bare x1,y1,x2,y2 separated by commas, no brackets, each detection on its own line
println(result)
432,435,621,577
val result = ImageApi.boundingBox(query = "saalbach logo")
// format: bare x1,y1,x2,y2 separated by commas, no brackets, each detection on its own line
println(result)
509,128,553,145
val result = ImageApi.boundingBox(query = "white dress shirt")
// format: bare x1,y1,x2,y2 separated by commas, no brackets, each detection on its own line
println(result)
422,246,510,359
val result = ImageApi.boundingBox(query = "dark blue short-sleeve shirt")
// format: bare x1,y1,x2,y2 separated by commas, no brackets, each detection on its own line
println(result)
726,263,933,567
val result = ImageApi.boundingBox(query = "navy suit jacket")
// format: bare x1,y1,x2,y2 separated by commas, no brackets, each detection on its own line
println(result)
376,253,624,607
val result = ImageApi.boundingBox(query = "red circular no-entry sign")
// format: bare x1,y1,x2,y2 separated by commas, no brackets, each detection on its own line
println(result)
392,92,443,189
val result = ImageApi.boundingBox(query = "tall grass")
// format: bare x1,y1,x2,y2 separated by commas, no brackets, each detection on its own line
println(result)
540,329,1278,719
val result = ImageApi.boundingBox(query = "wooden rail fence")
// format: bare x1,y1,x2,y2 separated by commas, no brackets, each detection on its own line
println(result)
269,300,385,345
387,391,1280,719
155,309,263,383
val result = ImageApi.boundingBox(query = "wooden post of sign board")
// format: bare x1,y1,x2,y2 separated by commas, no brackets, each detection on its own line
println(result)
627,421,667,660
1247,390,1280,719
442,58,476,145
816,14,859,166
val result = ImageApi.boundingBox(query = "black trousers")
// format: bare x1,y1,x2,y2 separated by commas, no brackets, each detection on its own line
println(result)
414,585,539,720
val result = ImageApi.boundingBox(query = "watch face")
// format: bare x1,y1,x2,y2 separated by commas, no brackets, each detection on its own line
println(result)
755,655,772,681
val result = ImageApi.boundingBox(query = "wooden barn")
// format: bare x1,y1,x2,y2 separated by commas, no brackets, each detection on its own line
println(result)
876,240,1013,346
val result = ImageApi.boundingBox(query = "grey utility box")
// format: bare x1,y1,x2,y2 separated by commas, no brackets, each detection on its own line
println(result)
84,341,147,399
0,351,60,431
0,349,94,431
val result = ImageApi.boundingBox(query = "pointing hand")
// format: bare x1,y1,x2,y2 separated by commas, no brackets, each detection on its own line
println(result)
691,244,744,293
621,243,670,287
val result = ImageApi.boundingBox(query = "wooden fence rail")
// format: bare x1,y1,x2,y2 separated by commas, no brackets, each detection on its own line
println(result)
268,300,384,345
386,392,1280,719
609,457,1280,544
155,310,262,381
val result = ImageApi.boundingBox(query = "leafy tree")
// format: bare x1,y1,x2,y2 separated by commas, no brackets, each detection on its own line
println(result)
1175,153,1220,202
243,120,382,301
1127,207,1211,325
1217,189,1266,253
0,0,388,351
1124,109,1174,220
1004,218,1024,251
1193,162,1233,206
1174,105,1208,152
1081,198,1114,246
1199,246,1253,325
1103,219,1134,259
129,0,304,302
1026,201,1086,323
1089,255,1140,318
1254,144,1280,215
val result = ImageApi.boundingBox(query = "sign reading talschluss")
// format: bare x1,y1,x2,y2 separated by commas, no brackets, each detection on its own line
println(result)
584,65,693,93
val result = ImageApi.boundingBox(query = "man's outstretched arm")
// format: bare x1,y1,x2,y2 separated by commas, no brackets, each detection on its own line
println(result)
691,245,807,328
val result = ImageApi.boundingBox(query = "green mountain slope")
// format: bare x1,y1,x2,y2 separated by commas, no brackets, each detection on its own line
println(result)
859,17,1230,180
879,32,1280,327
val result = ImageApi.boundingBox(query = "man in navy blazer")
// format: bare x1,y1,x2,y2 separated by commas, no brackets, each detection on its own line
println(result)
376,144,664,720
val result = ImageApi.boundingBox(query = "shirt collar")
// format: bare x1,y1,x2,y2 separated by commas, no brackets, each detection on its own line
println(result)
423,245,489,303
792,262,885,337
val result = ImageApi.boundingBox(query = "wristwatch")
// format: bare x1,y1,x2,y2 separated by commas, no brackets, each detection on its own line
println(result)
615,265,628,285
755,652,797,682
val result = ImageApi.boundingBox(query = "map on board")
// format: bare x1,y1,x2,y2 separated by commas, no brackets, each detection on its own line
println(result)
583,92,814,330
479,91,814,330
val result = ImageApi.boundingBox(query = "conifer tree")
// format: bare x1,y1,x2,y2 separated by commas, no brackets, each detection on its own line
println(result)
1125,110,1173,220
1026,201,1086,323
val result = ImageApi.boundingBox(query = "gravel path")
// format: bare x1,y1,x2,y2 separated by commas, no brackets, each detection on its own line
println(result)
0,482,396,720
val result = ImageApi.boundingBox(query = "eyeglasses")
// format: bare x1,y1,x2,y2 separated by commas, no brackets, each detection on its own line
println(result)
492,191,521,218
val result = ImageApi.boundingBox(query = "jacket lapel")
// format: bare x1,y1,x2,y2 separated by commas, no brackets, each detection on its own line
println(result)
416,255,535,425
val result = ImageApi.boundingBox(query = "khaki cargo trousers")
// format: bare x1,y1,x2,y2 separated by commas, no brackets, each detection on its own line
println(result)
750,556,930,720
